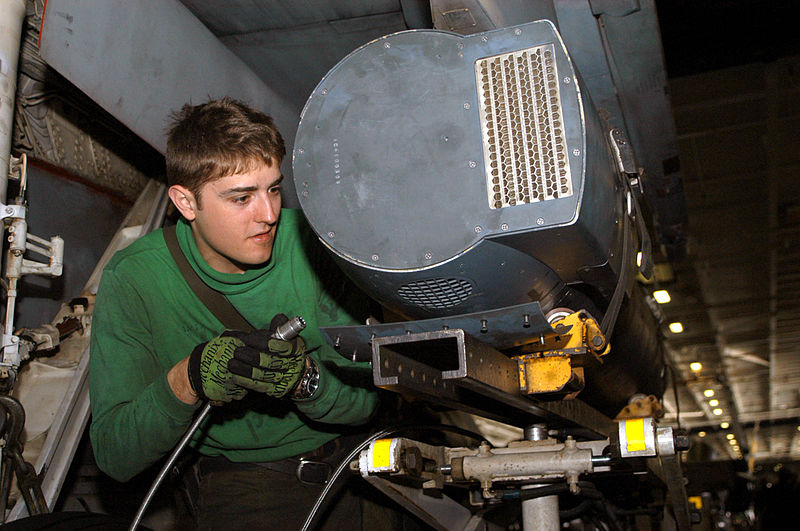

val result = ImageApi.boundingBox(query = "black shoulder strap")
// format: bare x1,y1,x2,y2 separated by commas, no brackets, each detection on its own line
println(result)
163,224,255,332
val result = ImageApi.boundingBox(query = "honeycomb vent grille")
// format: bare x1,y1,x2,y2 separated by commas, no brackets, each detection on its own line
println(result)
476,44,572,209
398,278,473,309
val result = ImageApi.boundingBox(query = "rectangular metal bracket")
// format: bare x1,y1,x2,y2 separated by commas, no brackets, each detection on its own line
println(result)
371,328,617,436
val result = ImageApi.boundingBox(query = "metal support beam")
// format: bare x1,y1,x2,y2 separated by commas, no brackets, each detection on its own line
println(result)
0,0,26,203
361,476,479,531
521,424,559,531
38,0,301,205
372,329,616,436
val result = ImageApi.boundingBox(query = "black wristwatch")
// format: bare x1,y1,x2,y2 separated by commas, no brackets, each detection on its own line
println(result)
292,358,319,399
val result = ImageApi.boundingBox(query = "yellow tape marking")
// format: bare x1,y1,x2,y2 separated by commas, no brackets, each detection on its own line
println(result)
626,419,647,452
372,438,393,469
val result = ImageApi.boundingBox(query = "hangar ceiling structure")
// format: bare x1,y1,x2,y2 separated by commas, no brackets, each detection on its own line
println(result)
20,0,800,466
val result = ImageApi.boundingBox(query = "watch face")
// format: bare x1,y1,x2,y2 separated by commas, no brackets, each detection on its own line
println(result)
296,360,319,399
306,363,320,397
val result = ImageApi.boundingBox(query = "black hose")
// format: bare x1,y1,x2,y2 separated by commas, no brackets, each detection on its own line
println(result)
505,481,601,502
559,498,594,520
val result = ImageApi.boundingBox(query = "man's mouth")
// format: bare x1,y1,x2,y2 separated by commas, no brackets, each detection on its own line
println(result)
249,230,273,242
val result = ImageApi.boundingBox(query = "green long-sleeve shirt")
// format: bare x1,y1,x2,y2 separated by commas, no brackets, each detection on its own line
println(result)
89,209,378,482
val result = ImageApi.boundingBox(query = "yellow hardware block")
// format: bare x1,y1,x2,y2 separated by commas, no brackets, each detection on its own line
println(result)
514,310,606,396
518,355,573,393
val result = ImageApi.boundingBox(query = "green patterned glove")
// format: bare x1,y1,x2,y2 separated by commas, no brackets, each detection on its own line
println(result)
227,326,307,398
187,331,248,403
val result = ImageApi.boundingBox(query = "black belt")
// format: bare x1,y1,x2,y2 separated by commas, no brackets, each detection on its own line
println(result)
196,437,344,486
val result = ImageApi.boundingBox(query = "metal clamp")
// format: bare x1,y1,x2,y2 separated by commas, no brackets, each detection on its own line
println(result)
0,204,26,222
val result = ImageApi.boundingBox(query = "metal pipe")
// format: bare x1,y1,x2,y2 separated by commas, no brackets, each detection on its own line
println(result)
523,424,558,531
0,0,27,204
522,494,559,531
458,445,593,481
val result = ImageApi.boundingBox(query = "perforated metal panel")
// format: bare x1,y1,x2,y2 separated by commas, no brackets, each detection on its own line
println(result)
398,278,474,309
476,44,572,209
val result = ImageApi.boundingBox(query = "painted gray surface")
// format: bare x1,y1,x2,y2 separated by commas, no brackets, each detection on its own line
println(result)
39,0,301,206
553,0,686,256
294,22,623,321
14,165,129,328
295,22,586,270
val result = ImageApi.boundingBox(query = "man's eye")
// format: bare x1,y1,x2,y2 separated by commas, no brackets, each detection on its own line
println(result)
232,195,250,204
269,186,282,195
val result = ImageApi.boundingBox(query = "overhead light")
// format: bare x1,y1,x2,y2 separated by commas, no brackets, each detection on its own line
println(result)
713,408,723,416
726,433,735,440
698,431,706,438
669,322,684,334
721,422,730,429
637,252,642,267
703,389,715,398
729,439,737,445
653,289,671,304
709,399,719,407
689,362,702,372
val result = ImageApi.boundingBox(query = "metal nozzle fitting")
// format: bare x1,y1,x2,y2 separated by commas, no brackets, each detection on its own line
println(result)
272,316,306,340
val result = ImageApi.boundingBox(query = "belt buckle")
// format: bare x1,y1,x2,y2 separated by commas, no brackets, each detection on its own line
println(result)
296,458,331,485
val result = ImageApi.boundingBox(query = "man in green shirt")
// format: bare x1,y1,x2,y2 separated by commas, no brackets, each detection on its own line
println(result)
89,98,380,528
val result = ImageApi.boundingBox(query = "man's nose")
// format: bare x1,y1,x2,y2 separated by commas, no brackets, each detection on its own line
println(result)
255,195,279,224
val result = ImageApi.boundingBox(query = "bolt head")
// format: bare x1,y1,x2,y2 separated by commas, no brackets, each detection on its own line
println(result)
673,429,690,451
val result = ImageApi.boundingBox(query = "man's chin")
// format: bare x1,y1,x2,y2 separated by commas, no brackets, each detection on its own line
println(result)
233,250,273,270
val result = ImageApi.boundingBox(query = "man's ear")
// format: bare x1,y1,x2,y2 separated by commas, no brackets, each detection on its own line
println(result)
168,185,198,221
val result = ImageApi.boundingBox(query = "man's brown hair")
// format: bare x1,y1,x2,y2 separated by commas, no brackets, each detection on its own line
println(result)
166,97,286,197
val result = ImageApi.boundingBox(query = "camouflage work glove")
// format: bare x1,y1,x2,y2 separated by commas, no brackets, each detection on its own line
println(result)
227,316,307,398
187,331,248,403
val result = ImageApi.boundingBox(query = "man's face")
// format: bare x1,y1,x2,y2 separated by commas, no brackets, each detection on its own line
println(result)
170,162,283,274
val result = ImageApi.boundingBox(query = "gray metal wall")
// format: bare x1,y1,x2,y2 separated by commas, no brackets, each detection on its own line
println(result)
14,165,129,328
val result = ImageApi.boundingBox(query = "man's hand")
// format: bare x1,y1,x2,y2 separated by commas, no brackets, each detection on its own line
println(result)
187,331,249,403
227,328,307,398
